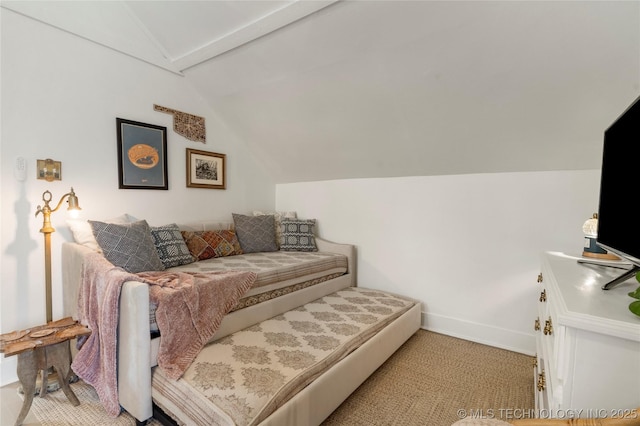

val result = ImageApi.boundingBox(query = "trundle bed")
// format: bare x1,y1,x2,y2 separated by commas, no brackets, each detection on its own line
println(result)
61,219,421,425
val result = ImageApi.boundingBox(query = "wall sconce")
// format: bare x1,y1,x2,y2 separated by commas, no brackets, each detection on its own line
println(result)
35,188,81,323
37,159,62,182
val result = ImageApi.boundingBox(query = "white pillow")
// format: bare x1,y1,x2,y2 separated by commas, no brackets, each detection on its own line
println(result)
253,210,297,220
67,213,138,251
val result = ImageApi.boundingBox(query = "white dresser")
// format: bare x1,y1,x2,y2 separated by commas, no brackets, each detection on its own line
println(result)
534,252,640,416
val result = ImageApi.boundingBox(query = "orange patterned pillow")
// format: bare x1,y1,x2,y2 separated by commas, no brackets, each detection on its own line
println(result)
180,230,243,260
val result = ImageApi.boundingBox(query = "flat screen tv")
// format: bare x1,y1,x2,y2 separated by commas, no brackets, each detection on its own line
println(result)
596,94,640,290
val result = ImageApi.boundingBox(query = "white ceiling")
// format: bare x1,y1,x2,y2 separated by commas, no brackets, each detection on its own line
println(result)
3,1,640,183
2,0,337,74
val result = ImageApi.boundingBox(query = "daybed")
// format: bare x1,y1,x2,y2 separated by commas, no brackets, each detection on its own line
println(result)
61,214,421,425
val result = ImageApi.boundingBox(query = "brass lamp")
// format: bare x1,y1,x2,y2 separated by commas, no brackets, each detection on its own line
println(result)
35,187,81,323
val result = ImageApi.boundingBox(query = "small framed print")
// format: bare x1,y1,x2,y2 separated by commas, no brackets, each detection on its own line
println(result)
116,118,168,190
186,148,226,189
37,159,62,182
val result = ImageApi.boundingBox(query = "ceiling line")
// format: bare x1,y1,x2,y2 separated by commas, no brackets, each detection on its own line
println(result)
121,0,181,74
0,4,184,76
172,0,341,72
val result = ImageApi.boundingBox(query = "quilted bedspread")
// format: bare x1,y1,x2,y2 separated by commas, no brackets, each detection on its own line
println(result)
149,251,349,332
152,287,417,425
169,251,348,289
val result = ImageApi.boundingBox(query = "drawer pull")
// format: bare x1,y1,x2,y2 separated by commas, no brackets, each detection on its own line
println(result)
534,318,540,331
537,273,543,283
544,317,553,335
539,289,547,302
537,370,546,391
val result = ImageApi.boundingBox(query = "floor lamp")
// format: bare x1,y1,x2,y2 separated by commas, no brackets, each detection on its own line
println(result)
35,187,81,323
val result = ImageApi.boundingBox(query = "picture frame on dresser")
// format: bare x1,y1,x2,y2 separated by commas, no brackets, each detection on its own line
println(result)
116,118,168,190
186,148,226,189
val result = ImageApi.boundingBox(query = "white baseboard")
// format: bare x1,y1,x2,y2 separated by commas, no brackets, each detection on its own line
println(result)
421,312,536,356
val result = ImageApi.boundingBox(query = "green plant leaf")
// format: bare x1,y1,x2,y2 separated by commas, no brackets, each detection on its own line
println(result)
628,286,640,300
629,300,640,317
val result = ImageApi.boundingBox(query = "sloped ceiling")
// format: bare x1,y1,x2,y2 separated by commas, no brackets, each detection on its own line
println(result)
3,0,639,183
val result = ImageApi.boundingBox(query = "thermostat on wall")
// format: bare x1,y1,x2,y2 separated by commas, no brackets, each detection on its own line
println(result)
14,156,27,181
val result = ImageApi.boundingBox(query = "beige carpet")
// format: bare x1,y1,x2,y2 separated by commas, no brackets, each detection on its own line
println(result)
322,330,535,426
30,330,534,426
29,380,161,425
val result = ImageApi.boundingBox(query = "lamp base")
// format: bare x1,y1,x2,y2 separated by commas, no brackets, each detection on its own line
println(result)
582,251,620,261
583,236,619,260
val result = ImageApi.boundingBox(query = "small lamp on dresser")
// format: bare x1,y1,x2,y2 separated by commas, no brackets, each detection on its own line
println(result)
581,213,619,261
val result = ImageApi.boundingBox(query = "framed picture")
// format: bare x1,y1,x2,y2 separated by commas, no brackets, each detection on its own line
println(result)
186,148,226,189
37,159,62,182
116,118,168,190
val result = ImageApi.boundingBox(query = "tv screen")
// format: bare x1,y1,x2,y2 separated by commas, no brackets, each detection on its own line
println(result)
595,94,640,289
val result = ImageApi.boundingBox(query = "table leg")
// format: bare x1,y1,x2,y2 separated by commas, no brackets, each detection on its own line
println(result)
49,342,79,406
14,349,42,426
39,368,48,398
13,342,80,426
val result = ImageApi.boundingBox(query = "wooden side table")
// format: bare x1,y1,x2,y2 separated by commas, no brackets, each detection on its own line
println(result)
0,317,91,426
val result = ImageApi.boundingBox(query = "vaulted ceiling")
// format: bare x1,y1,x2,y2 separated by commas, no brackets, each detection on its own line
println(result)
3,1,639,183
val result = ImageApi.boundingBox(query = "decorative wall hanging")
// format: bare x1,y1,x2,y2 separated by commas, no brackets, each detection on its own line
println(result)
116,118,168,190
37,159,62,181
154,104,206,143
186,148,226,189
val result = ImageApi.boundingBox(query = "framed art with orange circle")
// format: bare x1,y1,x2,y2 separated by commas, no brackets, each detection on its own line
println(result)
116,118,168,190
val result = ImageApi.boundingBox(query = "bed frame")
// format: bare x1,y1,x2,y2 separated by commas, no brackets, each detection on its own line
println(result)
61,235,359,423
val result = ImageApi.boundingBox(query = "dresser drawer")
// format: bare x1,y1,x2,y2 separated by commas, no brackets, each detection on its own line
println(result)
536,267,566,411
533,351,550,413
534,252,640,415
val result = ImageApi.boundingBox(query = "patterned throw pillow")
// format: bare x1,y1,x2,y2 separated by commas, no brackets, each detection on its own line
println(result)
181,230,243,260
253,210,297,249
280,218,318,252
67,213,138,252
89,219,165,273
232,213,278,253
150,223,195,268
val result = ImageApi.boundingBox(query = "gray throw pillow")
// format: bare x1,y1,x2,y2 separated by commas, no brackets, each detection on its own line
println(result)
150,223,195,268
280,218,318,251
89,219,165,273
232,213,278,253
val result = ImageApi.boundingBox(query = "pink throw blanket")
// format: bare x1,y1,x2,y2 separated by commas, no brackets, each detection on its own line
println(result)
140,269,256,379
72,252,256,417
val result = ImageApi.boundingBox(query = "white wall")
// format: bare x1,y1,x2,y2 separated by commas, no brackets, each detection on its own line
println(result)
0,4,616,387
277,170,601,354
0,10,275,385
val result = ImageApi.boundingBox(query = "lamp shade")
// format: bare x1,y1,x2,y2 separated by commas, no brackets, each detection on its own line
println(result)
67,191,81,211
582,213,598,238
